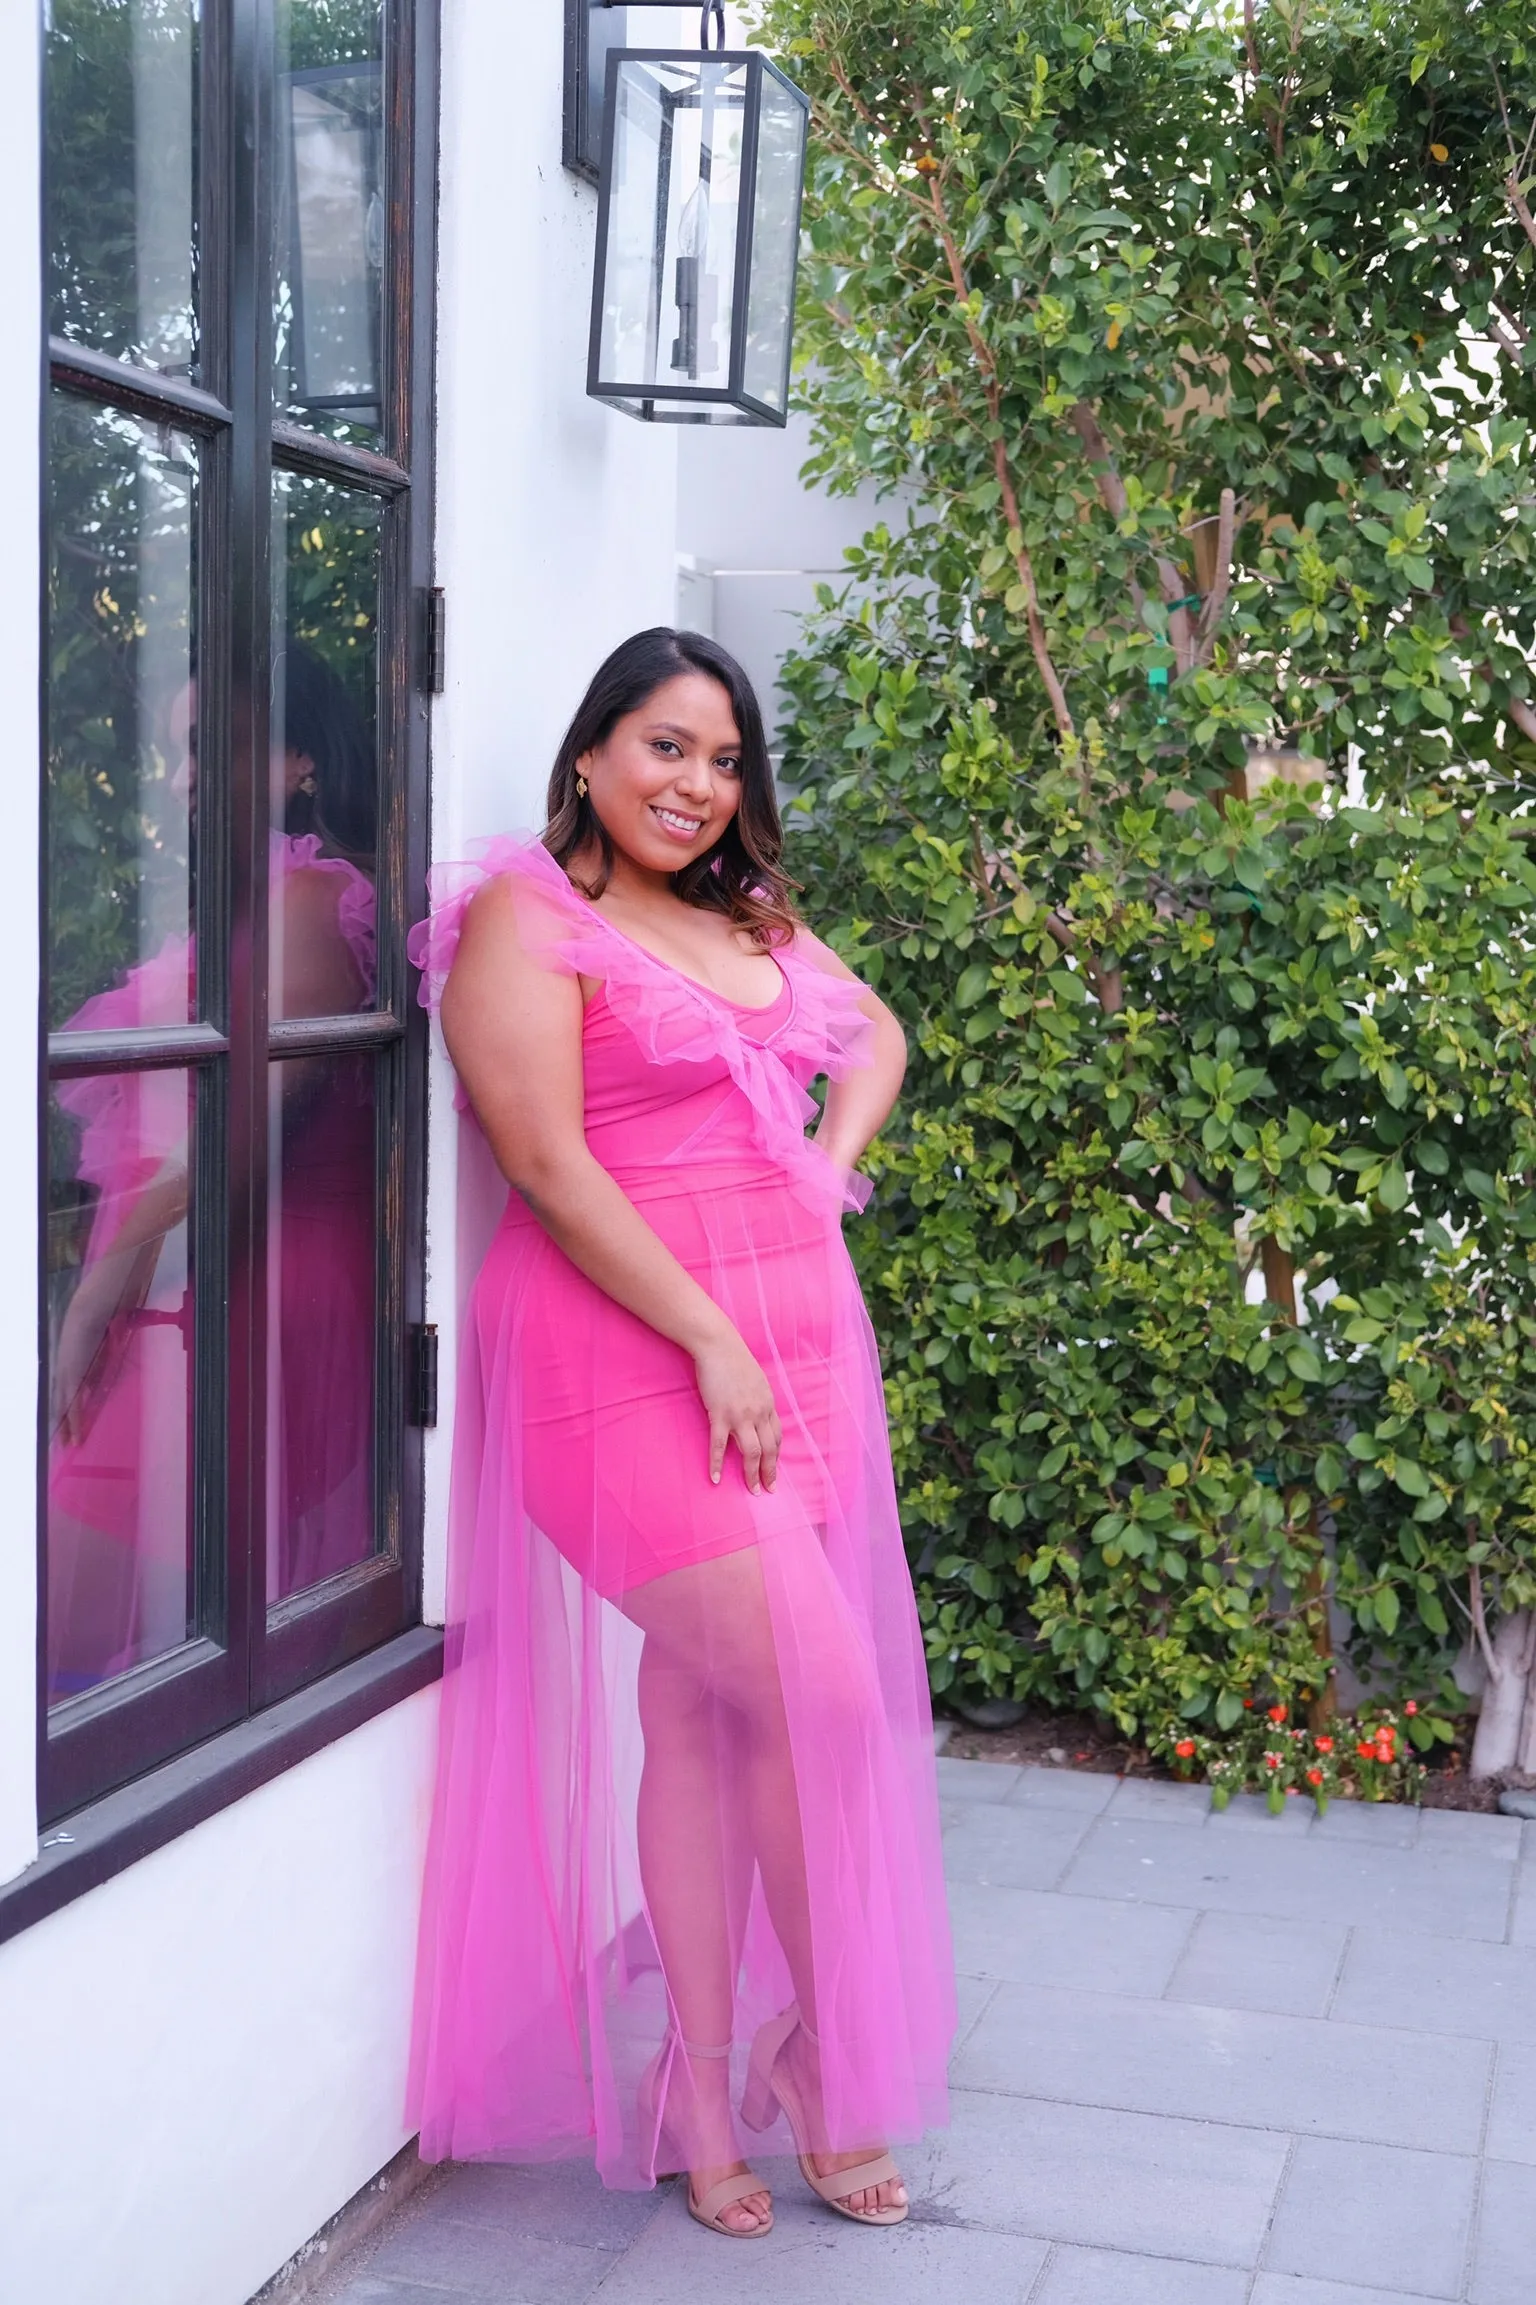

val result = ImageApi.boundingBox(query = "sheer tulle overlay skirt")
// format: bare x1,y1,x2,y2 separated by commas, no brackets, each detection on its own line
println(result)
406,839,955,2182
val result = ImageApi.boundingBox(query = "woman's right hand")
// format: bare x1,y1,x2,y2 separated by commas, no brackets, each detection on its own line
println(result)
693,1327,781,1494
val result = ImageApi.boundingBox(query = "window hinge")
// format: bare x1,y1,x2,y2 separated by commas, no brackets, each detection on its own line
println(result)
422,587,446,694
408,1323,439,1428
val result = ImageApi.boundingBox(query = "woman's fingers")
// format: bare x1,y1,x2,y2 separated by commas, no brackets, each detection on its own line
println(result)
738,1422,764,1494
760,1413,781,1491
709,1415,728,1485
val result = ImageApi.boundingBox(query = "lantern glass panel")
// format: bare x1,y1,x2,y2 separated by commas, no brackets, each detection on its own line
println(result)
741,69,806,415
596,55,748,401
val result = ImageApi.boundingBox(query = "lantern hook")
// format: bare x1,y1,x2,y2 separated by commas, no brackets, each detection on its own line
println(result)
700,1,725,48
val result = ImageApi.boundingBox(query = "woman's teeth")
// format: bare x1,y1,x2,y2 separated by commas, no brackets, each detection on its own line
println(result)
651,807,703,836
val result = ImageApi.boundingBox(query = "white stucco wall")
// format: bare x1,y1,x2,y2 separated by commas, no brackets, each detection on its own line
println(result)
0,1689,437,2305
0,4,685,2301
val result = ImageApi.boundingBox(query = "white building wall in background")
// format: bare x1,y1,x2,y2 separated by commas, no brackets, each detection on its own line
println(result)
0,7,685,2302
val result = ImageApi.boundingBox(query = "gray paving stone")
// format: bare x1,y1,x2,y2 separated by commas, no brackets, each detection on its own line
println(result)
1332,1929,1536,2044
1062,1816,1514,1939
1262,2136,1477,2297
1251,2279,1457,2305
366,2215,614,2303
912,2088,1287,2266
952,1969,999,2052
941,1800,1094,1892
1008,1766,1119,1815
1419,1807,1524,1860
1164,1911,1348,2019
1470,2159,1536,2303
952,1981,1491,2152
1523,1822,1536,1863
333,2284,503,2305
589,2178,1051,2301
1508,1866,1536,1947
1310,1799,1420,1849
1031,2244,1248,2303
1486,2041,1536,2165
1102,1777,1212,1825
935,1756,1024,1803
946,1878,1193,1994
426,2163,666,2251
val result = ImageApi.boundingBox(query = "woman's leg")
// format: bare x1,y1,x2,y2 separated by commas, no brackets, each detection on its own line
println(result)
625,1546,906,2217
633,1637,770,2233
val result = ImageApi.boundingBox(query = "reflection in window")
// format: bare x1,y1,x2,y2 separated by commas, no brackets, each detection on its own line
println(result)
46,0,200,376
275,0,387,441
47,1067,196,1703
270,470,381,1017
47,394,197,1031
267,1053,377,1601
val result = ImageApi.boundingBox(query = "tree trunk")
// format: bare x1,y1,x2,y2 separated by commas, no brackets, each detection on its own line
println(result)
1469,1604,1535,1779
1261,1235,1339,1726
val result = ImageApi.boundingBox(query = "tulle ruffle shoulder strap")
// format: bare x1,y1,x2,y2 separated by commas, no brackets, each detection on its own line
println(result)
406,834,596,1014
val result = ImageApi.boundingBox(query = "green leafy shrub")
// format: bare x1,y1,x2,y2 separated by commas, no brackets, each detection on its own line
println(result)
759,0,1536,1735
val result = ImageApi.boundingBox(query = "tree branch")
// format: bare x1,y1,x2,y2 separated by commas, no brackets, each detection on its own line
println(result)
1470,1561,1503,1684
1067,401,1197,672
1192,488,1238,670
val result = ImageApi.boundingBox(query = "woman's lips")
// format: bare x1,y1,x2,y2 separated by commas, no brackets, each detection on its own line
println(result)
650,804,706,842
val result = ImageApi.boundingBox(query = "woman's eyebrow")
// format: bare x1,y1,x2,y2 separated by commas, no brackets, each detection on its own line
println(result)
645,719,741,748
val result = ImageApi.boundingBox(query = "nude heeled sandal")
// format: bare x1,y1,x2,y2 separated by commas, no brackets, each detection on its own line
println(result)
639,2034,774,2239
741,2004,909,2227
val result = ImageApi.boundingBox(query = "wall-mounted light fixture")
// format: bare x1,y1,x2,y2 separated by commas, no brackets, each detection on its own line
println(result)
584,2,810,426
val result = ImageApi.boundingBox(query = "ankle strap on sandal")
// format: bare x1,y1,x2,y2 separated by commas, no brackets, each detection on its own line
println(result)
679,2035,732,2059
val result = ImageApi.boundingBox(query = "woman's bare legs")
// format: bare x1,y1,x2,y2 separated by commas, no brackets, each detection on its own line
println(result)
626,1547,906,2219
635,1642,770,2232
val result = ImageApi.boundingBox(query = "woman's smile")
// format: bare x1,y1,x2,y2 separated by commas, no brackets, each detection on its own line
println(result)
649,803,707,842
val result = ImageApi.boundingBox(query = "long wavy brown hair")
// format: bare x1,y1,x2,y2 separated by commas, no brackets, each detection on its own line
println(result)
544,627,799,950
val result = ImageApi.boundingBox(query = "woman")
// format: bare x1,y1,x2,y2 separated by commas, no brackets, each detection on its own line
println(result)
407,630,954,2238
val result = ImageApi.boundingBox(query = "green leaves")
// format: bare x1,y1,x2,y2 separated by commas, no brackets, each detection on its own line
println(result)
761,0,1536,1731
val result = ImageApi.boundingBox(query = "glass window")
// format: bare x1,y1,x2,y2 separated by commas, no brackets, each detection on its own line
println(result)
267,1053,378,1603
270,472,382,1020
47,396,198,1031
274,0,387,443
41,0,433,1820
46,1066,197,1704
46,0,201,377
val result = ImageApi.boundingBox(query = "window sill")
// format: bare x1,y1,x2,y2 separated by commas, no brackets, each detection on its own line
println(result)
0,1625,443,1948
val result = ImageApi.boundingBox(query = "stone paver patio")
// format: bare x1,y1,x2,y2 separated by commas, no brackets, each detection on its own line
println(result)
306,1758,1536,2305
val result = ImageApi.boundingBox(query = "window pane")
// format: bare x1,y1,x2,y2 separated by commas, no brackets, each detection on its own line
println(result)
267,1053,378,1602
47,0,200,376
48,393,198,1032
47,1066,196,1704
741,79,804,414
270,470,381,1018
275,0,387,444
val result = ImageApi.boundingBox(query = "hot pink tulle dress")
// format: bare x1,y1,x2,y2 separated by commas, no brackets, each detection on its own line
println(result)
406,836,955,2184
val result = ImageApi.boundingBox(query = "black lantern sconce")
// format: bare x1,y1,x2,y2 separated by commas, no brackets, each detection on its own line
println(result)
582,2,810,426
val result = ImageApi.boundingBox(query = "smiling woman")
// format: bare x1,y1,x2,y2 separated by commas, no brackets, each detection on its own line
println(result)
406,629,954,2239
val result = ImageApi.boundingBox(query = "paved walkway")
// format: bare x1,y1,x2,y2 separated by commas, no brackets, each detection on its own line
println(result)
310,1758,1536,2305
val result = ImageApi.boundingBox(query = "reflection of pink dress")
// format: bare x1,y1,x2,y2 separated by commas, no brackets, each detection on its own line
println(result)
48,836,378,1695
406,837,954,2181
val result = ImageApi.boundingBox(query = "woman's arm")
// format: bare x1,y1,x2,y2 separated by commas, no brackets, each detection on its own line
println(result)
796,933,907,1174
440,876,781,1491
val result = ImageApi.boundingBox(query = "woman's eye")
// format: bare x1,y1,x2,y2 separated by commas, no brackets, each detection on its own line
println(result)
717,756,741,776
653,739,681,757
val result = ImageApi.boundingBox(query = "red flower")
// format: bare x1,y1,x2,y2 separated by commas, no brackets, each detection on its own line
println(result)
1243,1697,1254,1709
1405,1701,1419,1716
1265,1752,1282,1769
1174,1738,1197,1759
1357,1741,1377,1760
1268,1703,1289,1723
1315,1736,1335,1753
1375,1744,1394,1765
1307,1767,1324,1786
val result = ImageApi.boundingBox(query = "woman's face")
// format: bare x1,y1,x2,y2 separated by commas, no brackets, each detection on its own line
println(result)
579,672,744,875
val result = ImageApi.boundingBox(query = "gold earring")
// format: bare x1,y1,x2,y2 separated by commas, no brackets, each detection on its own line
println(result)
576,774,589,798
298,772,318,796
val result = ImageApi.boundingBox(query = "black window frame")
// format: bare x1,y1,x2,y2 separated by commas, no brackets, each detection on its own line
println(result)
37,0,439,1827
